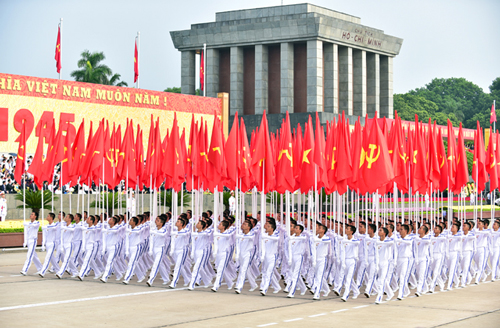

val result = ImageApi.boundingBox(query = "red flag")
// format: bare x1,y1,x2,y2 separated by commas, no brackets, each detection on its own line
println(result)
325,118,337,194
361,113,394,193
27,130,45,188
207,115,226,192
391,116,408,194
427,120,441,191
293,124,303,189
60,126,75,186
134,39,139,83
454,123,469,193
250,111,275,193
313,113,328,190
143,116,155,187
486,129,498,191
225,112,239,190
163,114,185,191
300,116,315,192
14,123,27,185
496,131,500,189
491,102,496,125
447,120,458,190
336,113,352,194
41,125,64,183
239,118,254,192
103,122,117,189
197,119,208,189
472,122,487,192
411,118,428,194
186,115,199,191
348,118,367,194
200,50,205,91
69,120,85,184
136,125,144,188
55,25,61,74
437,128,449,192
275,112,295,193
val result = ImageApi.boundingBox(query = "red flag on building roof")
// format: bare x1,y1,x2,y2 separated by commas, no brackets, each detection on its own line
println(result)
55,25,61,74
134,38,139,83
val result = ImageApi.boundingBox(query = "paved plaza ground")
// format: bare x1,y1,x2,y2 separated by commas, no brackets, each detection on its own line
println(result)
1,249,499,328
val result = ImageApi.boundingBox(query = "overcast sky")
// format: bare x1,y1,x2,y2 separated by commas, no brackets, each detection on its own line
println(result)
1,0,499,95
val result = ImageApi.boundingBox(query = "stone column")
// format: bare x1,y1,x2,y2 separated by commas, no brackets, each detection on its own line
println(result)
181,50,195,95
307,40,323,112
255,44,268,115
206,48,219,98
353,50,366,117
366,53,380,117
323,43,338,114
380,56,393,119
338,46,353,115
230,46,244,115
280,42,294,113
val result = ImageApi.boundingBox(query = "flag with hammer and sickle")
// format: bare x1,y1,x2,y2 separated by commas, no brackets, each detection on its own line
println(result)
360,114,394,193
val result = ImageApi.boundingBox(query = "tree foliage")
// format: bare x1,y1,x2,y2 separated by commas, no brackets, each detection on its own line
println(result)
395,77,499,129
15,190,57,215
71,50,128,87
164,87,181,93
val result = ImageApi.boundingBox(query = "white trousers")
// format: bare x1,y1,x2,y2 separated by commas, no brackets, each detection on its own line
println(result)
148,246,170,285
22,238,42,274
40,242,60,275
235,247,257,290
57,243,78,276
342,258,359,300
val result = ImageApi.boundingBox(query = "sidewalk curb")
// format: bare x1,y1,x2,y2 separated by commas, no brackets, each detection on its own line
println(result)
1,247,42,254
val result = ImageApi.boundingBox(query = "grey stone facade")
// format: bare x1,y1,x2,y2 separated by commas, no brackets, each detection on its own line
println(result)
171,3,402,131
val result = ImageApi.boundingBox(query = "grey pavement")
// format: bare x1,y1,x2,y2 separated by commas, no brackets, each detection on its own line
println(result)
0,251,499,328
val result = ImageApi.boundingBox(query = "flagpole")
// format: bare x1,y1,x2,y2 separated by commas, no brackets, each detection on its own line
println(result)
59,18,63,80
203,43,206,97
137,32,140,88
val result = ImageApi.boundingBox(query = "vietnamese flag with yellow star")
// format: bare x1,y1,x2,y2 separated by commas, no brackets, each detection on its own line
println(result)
250,111,275,193
275,112,295,193
134,39,139,83
486,129,498,191
55,25,61,74
300,116,316,192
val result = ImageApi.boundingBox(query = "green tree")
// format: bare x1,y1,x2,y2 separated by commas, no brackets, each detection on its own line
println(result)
15,190,57,215
70,50,128,87
164,87,181,93
395,77,499,130
394,94,459,126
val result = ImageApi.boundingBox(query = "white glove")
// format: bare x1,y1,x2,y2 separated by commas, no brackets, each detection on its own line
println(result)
23,243,26,248
41,246,46,252
288,260,292,267
125,252,130,258
148,250,153,257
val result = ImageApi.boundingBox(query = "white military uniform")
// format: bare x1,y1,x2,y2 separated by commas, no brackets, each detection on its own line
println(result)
0,196,7,221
